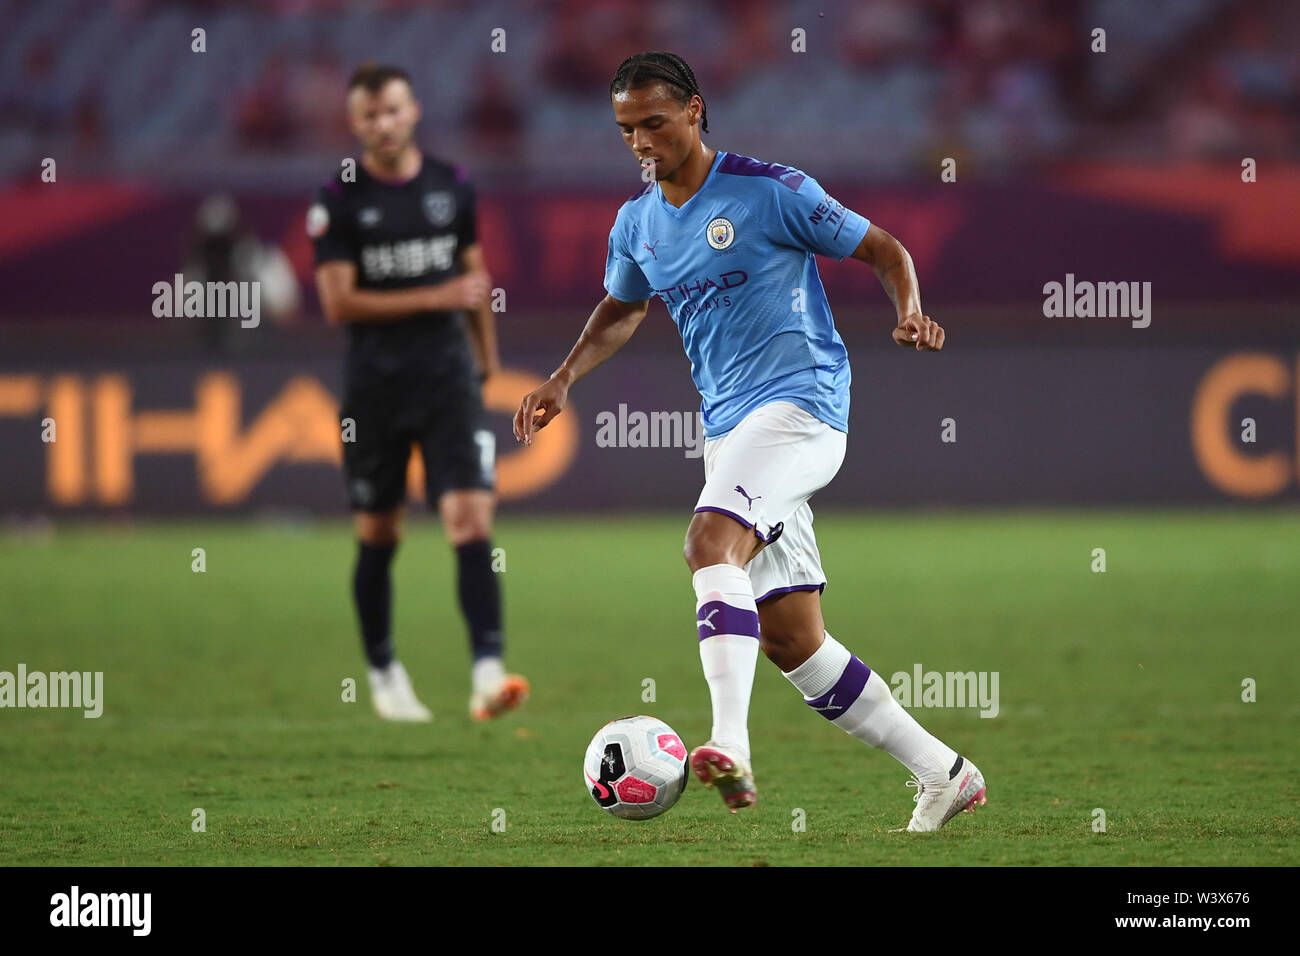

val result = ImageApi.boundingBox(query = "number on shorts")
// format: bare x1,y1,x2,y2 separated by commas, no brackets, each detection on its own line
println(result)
474,429,495,483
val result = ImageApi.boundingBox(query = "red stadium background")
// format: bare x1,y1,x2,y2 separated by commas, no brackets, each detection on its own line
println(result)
3,0,1298,513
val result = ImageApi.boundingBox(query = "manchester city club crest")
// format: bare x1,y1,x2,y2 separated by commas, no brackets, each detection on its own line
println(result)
706,216,735,250
422,191,455,227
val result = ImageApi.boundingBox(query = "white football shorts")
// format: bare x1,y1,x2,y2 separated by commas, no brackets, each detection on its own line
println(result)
693,401,847,603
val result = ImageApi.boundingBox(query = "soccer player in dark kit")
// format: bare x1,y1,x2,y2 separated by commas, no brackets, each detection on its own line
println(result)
309,63,528,722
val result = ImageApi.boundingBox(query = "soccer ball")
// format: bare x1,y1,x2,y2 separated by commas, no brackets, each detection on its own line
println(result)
584,715,689,820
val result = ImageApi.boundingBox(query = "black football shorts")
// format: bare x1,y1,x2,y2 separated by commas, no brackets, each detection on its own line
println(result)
339,370,494,512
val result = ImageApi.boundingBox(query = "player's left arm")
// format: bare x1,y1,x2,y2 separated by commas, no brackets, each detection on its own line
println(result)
457,243,500,382
850,223,943,352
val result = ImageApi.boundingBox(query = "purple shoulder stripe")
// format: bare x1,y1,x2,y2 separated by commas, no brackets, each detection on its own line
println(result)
623,181,655,204
323,179,344,197
454,164,469,183
717,153,806,191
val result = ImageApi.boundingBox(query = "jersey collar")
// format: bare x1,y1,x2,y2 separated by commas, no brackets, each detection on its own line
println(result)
361,152,425,188
655,149,726,219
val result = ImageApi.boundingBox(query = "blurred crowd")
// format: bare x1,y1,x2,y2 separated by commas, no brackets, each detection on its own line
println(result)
1165,4,1298,159
1,0,1296,186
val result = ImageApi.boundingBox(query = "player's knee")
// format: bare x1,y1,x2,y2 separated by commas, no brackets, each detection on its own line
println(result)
758,627,792,663
439,492,494,543
758,622,819,671
446,522,491,547
355,509,401,546
683,531,728,573
442,505,492,545
683,523,750,573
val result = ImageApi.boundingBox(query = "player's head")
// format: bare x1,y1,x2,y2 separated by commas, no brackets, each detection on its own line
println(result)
609,52,708,182
346,63,420,162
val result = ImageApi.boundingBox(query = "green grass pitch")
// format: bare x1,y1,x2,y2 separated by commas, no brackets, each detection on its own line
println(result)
1,510,1296,866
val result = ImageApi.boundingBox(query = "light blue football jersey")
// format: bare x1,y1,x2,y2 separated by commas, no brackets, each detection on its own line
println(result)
604,149,870,438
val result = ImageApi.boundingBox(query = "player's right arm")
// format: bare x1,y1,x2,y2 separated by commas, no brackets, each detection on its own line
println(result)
514,211,655,444
763,170,943,351
513,293,649,445
314,260,488,324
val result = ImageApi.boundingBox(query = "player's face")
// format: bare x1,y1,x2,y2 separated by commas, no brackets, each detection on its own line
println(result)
347,79,421,161
612,84,702,182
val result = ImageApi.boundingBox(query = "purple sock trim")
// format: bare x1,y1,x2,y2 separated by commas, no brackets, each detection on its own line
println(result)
804,655,871,721
696,599,760,641
693,506,781,544
755,582,826,604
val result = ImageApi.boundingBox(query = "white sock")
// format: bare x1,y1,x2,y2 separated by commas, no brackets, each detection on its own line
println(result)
472,656,505,694
783,632,959,784
693,563,760,763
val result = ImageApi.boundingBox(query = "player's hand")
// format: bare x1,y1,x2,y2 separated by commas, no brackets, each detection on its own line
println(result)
439,271,491,311
513,376,569,445
893,312,944,351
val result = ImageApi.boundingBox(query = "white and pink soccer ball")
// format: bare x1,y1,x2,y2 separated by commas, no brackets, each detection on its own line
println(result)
584,715,689,820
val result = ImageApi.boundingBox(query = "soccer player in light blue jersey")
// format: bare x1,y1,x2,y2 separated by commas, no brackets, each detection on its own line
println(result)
515,52,985,831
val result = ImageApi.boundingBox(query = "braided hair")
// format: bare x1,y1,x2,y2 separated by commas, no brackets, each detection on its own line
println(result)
609,52,708,133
